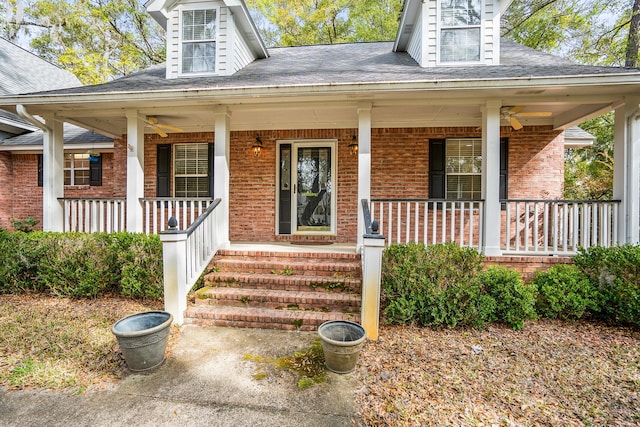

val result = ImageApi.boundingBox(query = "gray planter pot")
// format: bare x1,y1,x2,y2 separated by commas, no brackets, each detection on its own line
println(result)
112,311,173,372
317,320,366,374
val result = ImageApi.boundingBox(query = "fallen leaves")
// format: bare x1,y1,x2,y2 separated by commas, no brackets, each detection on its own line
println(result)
355,321,640,426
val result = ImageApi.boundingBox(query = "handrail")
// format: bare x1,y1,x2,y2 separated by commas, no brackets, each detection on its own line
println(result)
503,198,621,204
372,198,484,203
58,197,126,201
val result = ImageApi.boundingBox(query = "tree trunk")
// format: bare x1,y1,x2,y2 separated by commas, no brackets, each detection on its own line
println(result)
626,0,640,67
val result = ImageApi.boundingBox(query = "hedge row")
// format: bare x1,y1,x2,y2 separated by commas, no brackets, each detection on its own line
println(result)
0,230,163,299
382,242,640,329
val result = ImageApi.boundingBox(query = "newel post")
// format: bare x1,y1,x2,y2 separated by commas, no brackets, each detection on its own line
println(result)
361,219,385,341
159,217,188,325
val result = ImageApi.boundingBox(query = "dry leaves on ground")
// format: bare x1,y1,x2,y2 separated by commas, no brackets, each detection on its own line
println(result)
355,321,640,426
0,294,174,393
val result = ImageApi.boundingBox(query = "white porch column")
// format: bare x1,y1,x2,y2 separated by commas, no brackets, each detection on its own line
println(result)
614,98,640,244
42,115,64,231
213,106,231,248
481,100,502,256
357,102,372,250
125,110,145,233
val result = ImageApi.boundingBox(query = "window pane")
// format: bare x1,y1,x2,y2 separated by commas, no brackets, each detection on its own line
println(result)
174,143,209,197
445,139,482,200
440,28,480,62
182,42,216,73
441,0,481,26
75,170,90,186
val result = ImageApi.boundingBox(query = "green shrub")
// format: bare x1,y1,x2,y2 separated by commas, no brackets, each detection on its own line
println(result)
479,266,537,330
532,264,599,320
0,231,163,299
382,242,495,328
574,245,640,326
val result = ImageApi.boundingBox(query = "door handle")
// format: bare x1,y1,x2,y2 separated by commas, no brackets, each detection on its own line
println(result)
293,184,296,194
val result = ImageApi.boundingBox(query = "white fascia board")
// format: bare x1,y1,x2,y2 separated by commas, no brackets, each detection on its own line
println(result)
393,0,420,52
223,0,269,58
2,73,640,108
145,0,178,30
499,0,515,15
0,142,114,152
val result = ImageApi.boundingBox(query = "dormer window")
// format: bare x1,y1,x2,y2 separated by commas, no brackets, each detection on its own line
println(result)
181,8,217,74
439,0,482,63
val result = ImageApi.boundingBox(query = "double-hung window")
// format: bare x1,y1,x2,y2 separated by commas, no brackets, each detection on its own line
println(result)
439,0,482,63
174,143,210,197
445,138,482,199
181,9,216,74
64,153,90,186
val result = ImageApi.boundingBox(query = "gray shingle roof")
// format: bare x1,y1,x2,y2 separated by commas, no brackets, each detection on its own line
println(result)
0,37,81,95
0,123,113,147
21,40,640,97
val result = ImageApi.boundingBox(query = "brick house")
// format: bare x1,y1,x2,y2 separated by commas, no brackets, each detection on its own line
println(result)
1,0,639,329
0,37,114,229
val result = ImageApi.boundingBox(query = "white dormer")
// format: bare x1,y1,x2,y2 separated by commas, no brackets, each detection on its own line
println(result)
394,0,513,67
146,0,268,78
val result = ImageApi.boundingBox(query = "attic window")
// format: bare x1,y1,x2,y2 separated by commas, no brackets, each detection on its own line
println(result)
439,0,482,63
181,9,216,74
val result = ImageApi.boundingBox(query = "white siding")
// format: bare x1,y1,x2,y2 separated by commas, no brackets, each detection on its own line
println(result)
166,9,180,79
484,0,500,65
425,1,438,67
217,7,229,75
234,22,256,72
407,12,422,66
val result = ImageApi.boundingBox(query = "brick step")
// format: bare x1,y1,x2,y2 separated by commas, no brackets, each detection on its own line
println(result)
184,305,360,332
216,249,360,262
204,272,361,293
194,287,361,311
210,258,361,278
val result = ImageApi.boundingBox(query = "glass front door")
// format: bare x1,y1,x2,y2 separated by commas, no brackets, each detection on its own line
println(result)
294,145,333,232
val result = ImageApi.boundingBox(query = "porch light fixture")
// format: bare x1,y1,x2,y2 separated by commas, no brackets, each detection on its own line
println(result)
349,135,358,155
252,135,263,158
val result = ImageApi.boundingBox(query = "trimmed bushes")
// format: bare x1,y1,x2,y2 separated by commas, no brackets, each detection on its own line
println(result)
382,242,495,328
532,264,599,320
480,266,537,330
0,231,163,299
382,242,640,330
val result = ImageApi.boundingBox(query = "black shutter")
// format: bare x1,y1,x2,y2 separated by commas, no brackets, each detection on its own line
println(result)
89,156,102,186
429,139,446,199
37,154,43,187
157,144,171,197
208,143,214,198
499,138,508,201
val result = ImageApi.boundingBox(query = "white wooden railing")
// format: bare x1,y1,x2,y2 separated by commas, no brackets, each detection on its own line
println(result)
60,198,126,233
503,199,621,255
140,198,215,234
370,199,484,250
160,198,222,324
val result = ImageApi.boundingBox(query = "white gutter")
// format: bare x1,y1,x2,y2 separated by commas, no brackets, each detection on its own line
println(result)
16,104,51,132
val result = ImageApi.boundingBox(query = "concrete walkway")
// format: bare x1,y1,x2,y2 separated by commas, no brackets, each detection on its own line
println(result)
0,325,362,427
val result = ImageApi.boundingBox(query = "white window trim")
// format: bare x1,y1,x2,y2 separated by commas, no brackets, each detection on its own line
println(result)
172,143,210,198
436,0,484,65
64,152,90,186
177,3,220,77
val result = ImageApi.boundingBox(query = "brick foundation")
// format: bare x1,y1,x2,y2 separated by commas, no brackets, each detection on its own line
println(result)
484,255,573,282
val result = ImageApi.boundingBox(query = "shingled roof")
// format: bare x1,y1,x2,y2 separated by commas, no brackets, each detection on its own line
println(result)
23,40,640,97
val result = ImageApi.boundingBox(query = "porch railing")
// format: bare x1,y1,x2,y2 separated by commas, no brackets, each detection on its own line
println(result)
140,198,215,234
160,198,222,324
60,197,126,233
502,199,621,255
370,198,484,250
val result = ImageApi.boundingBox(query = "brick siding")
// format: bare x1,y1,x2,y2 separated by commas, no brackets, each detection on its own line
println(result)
0,126,564,241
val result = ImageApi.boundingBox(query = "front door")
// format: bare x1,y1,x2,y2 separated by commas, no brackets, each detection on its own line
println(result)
278,141,336,235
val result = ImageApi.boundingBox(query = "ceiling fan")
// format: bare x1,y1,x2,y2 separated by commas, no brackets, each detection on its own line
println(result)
144,116,184,137
501,106,552,130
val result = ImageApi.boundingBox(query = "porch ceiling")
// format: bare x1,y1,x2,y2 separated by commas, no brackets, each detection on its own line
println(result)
0,81,636,138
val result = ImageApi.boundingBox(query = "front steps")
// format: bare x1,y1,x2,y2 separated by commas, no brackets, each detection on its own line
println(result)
184,248,362,331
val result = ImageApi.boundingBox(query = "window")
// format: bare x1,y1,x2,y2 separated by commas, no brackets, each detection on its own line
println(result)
174,143,210,197
429,138,507,201
181,9,216,74
445,138,482,199
64,153,90,186
439,0,482,63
